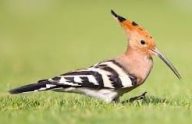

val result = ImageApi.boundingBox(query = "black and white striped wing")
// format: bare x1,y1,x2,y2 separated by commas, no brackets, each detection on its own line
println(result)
9,60,137,94
50,60,136,89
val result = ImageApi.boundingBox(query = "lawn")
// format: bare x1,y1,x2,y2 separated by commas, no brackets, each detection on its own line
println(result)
0,0,192,124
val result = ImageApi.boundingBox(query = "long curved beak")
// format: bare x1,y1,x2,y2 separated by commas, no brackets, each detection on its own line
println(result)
151,48,182,80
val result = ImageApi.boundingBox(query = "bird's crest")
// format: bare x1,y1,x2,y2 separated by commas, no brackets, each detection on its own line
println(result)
111,10,152,39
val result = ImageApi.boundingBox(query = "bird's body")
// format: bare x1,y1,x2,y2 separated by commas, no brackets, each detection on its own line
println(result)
9,59,141,103
9,10,181,103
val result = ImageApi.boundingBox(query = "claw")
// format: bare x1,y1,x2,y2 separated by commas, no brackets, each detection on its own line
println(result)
129,91,147,102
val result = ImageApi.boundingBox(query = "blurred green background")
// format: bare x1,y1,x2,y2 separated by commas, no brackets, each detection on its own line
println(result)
0,0,192,124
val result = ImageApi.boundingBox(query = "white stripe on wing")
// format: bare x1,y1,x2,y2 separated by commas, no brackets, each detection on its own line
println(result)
101,61,132,87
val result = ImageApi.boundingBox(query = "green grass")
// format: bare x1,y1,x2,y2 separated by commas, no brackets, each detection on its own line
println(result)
0,0,192,124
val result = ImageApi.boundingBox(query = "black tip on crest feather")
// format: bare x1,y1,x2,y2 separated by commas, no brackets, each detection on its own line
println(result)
111,9,126,22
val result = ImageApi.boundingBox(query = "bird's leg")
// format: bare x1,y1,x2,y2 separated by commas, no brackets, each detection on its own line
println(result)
129,92,147,102
112,96,120,103
121,92,147,104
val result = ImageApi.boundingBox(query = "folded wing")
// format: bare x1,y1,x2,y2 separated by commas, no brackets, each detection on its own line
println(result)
9,60,136,94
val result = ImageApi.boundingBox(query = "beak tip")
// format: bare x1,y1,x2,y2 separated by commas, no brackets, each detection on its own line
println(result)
178,75,182,80
152,49,182,80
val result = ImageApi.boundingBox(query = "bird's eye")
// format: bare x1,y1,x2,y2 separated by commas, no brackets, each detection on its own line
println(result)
140,40,146,45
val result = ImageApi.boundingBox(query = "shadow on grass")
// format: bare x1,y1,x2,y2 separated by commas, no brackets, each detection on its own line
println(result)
121,95,169,105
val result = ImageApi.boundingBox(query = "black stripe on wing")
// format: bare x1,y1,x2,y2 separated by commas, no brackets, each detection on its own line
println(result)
37,79,71,89
60,71,104,89
110,60,138,86
110,60,127,72
129,74,137,86
95,64,123,89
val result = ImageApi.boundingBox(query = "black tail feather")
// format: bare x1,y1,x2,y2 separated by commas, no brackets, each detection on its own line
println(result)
9,83,45,94
9,80,59,94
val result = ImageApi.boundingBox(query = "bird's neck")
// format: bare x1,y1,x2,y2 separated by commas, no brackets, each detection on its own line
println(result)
115,47,153,84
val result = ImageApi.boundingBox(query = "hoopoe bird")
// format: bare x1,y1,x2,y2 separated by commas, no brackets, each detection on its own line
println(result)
9,10,181,103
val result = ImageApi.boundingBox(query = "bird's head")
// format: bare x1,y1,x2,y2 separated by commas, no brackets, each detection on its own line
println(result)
111,10,181,80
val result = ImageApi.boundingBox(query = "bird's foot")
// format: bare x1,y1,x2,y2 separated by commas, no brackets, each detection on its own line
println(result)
122,92,147,104
129,92,147,102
